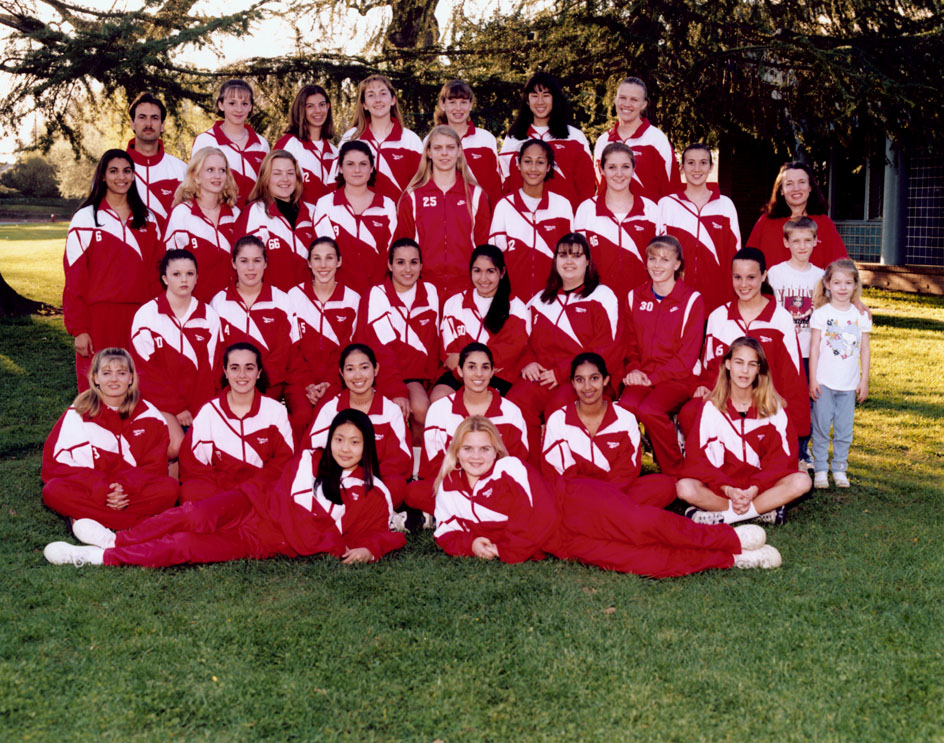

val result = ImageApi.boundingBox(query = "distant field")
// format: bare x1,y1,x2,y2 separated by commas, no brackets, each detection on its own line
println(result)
0,222,68,307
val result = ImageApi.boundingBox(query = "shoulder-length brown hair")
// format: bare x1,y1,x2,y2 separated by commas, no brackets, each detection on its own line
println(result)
707,337,784,419
247,150,304,207
284,84,335,141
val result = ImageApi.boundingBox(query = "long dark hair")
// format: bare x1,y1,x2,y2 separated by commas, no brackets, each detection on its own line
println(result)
469,245,512,335
79,149,149,229
540,233,599,303
507,72,572,140
764,161,829,218
315,409,379,505
731,247,774,297
284,83,335,141
219,341,269,392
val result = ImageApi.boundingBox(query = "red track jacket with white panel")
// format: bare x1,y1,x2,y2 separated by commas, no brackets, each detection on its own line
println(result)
310,189,396,295
233,200,314,293
592,120,682,203
699,300,810,436
440,289,529,383
487,189,573,301
499,126,596,210
191,123,270,207
274,134,338,207
130,295,221,415
163,201,240,303
658,187,740,312
573,194,662,300
457,121,502,207
126,139,187,233
179,392,294,501
337,121,423,204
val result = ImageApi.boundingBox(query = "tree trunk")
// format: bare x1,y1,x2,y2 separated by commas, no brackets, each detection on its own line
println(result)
386,0,440,49
0,271,59,317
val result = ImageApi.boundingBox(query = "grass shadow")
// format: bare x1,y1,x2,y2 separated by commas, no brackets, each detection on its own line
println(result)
873,312,944,333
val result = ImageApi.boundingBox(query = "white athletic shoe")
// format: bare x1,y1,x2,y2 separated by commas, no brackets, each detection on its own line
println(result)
734,524,766,552
832,471,851,488
43,542,104,567
684,506,725,525
420,512,434,530
72,519,116,549
813,471,829,489
733,544,782,570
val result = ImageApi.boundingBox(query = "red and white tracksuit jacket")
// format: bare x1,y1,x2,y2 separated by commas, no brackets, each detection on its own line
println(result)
304,389,412,504
499,125,597,210
163,201,240,303
395,178,491,299
310,189,396,295
457,121,502,207
126,139,187,233
620,280,705,473
487,189,573,301
440,288,529,383
541,401,642,492
658,187,741,312
42,400,178,529
698,299,810,436
337,121,423,204
682,398,798,494
592,120,682,203
434,457,739,577
130,295,221,416
357,280,440,391
191,122,270,207
233,200,314,293
573,194,662,300
210,283,294,393
179,392,294,502
746,213,849,270
102,454,405,567
273,134,338,207
63,202,163,388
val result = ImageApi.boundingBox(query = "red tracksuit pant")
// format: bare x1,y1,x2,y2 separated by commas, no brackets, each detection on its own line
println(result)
43,475,179,530
620,380,692,475
507,379,577,463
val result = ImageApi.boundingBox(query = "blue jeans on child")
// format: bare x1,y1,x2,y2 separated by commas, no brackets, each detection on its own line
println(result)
811,385,856,473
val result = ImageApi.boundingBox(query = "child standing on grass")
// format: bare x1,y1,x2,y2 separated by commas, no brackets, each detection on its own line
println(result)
766,216,824,468
808,259,871,489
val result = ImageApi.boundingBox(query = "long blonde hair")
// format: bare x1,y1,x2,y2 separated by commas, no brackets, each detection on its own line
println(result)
434,415,508,492
813,258,862,309
173,147,238,207
405,126,479,224
247,150,304,207
350,74,406,140
707,337,784,419
73,348,140,419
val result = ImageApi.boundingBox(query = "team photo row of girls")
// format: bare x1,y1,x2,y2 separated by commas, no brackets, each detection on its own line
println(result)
44,70,873,575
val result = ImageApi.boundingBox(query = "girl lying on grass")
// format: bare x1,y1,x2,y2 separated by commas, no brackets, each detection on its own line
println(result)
433,415,782,576
44,409,405,567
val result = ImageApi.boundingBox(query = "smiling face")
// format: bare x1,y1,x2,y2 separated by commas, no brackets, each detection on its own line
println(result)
224,349,261,395
785,229,816,263
428,132,460,174
602,150,635,193
457,430,497,479
442,95,472,126
826,269,857,305
682,148,711,188
103,157,134,196
331,421,364,470
527,85,553,126
219,90,252,127
93,360,133,406
647,246,681,284
572,361,608,406
304,93,329,133
556,243,589,290
341,350,377,396
195,153,228,197
233,243,266,289
308,241,340,286
339,149,372,189
470,254,503,298
732,258,766,304
130,102,164,144
363,81,395,121
268,157,297,201
389,245,422,291
780,168,812,211
725,345,761,390
615,82,647,125
518,143,551,188
458,351,493,394
162,258,197,297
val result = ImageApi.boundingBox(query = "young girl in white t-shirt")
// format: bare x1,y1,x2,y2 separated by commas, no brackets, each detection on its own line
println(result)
808,259,871,488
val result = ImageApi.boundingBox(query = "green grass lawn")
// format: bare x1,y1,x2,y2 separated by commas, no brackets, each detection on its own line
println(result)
1,227,942,742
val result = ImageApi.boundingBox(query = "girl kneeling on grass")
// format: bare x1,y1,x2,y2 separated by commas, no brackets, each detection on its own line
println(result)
677,337,811,525
42,348,179,530
44,409,406,568
433,416,782,576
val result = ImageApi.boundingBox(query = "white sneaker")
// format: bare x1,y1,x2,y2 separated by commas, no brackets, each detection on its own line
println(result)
421,512,434,530
832,471,850,488
72,519,116,549
684,506,725,525
734,524,766,552
44,542,104,566
733,544,782,569
388,511,408,533
813,471,829,489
